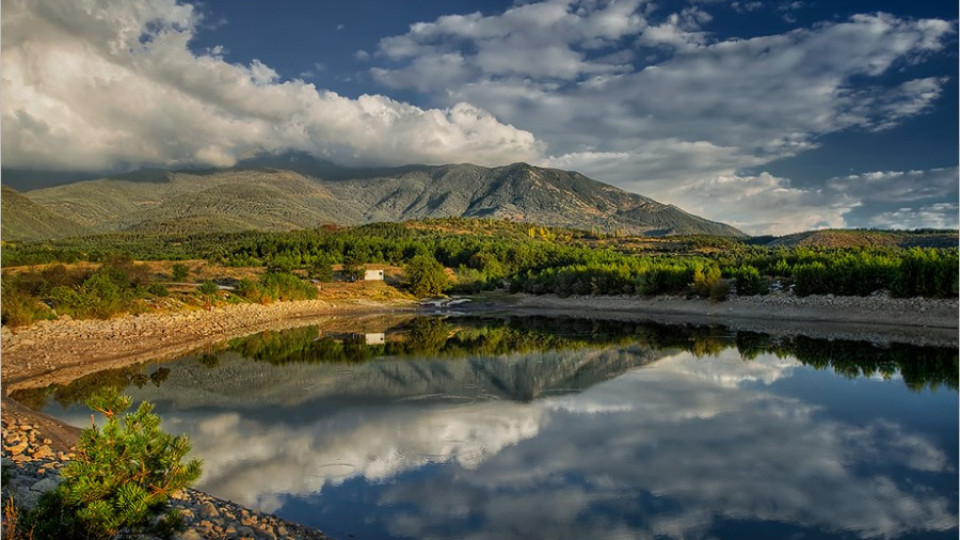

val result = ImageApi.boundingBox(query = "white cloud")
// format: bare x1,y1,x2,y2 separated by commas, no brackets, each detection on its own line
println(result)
828,167,959,203
731,2,763,13
672,172,854,235
1,0,542,171
867,203,959,230
372,3,955,232
377,351,956,539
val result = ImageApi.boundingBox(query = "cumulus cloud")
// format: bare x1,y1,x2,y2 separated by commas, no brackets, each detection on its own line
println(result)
670,172,854,235
866,203,959,230
372,2,955,231
825,167,960,230
1,0,542,171
827,167,959,203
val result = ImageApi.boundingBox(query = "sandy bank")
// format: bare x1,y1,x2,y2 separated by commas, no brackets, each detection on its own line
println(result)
475,292,959,347
2,298,417,393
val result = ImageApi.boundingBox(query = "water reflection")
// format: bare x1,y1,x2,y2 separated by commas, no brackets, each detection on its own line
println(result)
29,316,959,540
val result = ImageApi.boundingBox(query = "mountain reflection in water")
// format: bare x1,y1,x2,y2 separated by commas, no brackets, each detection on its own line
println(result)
30,316,959,540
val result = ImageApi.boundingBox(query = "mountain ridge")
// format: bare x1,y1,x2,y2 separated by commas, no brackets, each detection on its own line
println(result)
3,157,745,240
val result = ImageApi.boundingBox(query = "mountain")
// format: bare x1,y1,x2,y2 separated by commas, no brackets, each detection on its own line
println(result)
1,186,92,241
4,156,744,239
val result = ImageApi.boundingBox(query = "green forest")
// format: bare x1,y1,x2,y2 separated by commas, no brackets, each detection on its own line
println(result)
2,219,957,326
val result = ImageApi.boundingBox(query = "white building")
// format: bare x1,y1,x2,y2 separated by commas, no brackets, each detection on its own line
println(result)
364,269,384,281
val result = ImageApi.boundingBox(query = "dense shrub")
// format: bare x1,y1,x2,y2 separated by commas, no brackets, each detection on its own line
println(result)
729,265,768,296
20,388,201,540
403,255,449,297
197,280,219,296
692,265,722,298
171,263,190,282
235,278,261,301
258,271,317,301
0,282,53,327
146,283,169,297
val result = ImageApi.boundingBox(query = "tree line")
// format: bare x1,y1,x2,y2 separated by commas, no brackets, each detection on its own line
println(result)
2,219,956,328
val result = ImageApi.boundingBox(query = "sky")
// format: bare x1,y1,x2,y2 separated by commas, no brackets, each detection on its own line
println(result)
2,0,957,234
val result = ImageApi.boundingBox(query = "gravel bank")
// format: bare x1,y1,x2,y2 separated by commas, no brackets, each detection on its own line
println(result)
2,298,417,392
481,291,959,347
1,416,333,540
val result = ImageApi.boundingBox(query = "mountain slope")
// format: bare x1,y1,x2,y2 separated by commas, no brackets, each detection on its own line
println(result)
767,229,959,249
15,159,744,237
1,186,92,241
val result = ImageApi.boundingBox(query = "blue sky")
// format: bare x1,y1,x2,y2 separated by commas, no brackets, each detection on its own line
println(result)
2,0,957,234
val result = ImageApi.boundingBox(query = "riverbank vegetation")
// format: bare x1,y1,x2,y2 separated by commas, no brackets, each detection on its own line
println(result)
2,219,956,327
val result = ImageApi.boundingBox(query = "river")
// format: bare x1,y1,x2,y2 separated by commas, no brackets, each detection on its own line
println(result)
21,315,958,540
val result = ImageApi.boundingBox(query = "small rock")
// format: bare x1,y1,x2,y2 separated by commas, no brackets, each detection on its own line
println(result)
30,477,61,493
173,530,204,540
8,440,28,456
198,501,220,518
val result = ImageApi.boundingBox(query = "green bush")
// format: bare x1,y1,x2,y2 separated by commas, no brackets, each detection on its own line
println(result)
39,388,201,539
235,278,261,301
709,279,731,301
403,255,449,297
342,252,366,282
692,265,722,298
146,283,169,297
258,271,317,301
1,282,53,327
197,280,219,296
308,256,334,282
730,265,768,296
48,272,127,319
171,263,190,282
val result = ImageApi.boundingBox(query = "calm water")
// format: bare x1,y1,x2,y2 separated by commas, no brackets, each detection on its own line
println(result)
26,316,959,540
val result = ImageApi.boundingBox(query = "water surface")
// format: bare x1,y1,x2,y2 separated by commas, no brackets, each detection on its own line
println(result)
28,316,959,540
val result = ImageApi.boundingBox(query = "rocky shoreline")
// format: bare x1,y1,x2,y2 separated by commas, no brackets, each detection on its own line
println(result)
1,415,333,540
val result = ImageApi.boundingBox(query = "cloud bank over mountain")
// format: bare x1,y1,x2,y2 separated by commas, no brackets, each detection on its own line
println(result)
1,0,541,172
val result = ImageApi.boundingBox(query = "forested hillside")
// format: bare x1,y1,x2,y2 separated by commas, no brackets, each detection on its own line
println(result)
3,218,955,328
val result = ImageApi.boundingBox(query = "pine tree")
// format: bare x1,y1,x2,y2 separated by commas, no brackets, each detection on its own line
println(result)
56,387,203,539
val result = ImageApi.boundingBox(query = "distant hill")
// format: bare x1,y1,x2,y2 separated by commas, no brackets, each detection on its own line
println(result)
5,157,744,239
768,229,959,249
1,186,92,241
